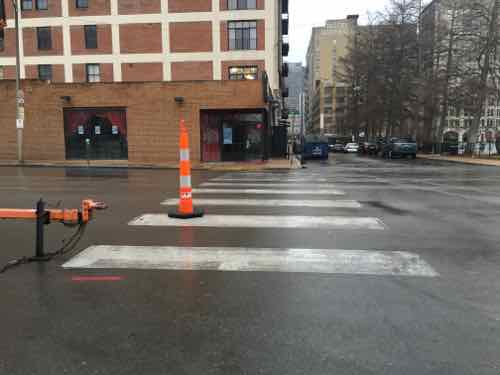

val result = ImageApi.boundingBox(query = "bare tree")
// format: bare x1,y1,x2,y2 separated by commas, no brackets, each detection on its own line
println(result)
341,0,420,140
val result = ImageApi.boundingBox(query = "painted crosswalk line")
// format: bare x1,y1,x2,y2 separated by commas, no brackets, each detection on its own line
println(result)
161,198,362,208
62,246,438,277
212,178,331,183
201,182,346,188
192,188,345,195
129,214,385,230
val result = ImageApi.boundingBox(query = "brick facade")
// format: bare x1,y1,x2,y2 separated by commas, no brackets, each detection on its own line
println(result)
118,0,161,14
221,60,265,80
0,66,16,80
0,80,266,163
25,64,65,82
121,62,163,81
119,23,162,54
0,28,16,57
73,63,113,83
169,22,212,53
22,26,64,56
257,20,265,50
68,0,111,16
70,25,112,55
2,0,15,19
0,82,17,160
168,0,211,13
171,61,213,81
21,0,62,18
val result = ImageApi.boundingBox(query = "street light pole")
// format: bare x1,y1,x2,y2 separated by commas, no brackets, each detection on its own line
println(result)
12,0,23,163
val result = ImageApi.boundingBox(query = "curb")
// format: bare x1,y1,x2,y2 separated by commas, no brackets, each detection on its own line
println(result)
0,160,297,172
417,155,500,167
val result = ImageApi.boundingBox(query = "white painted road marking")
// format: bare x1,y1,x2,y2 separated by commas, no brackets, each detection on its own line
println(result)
213,178,331,183
129,214,385,230
161,198,362,208
63,246,438,277
201,182,348,189
192,188,345,195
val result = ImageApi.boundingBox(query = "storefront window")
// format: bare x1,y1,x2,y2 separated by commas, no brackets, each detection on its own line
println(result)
201,110,266,162
64,108,128,160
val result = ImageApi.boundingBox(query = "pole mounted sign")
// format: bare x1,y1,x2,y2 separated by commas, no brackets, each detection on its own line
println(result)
16,89,24,128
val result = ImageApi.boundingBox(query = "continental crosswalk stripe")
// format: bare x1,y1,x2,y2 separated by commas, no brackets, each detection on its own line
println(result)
212,178,331,183
62,246,438,277
161,198,362,208
192,188,345,195
202,182,349,188
129,214,385,230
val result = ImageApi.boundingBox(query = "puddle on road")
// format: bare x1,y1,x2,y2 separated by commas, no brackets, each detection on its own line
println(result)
362,201,412,215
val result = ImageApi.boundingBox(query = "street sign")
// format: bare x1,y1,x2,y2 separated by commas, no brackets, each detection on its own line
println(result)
16,119,24,129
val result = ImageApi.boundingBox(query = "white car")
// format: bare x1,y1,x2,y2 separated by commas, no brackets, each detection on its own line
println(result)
344,143,359,153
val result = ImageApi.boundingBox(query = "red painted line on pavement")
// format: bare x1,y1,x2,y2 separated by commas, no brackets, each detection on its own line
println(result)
71,276,124,282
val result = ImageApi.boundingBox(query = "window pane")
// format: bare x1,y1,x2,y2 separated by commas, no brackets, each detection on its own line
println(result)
86,64,100,82
228,0,237,10
36,0,48,10
38,65,52,80
229,66,258,80
85,25,97,49
22,0,33,10
227,21,257,50
247,0,256,8
0,31,4,52
37,27,51,50
76,0,88,8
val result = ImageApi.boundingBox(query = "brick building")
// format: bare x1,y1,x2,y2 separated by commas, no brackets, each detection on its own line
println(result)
0,79,269,164
0,0,287,92
0,0,290,163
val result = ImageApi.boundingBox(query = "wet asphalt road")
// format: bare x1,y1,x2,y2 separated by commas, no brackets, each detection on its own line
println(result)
1,154,500,375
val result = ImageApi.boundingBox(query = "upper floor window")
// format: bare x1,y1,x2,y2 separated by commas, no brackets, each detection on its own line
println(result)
21,0,33,10
37,27,52,50
76,0,88,8
228,0,256,10
84,25,97,49
229,66,258,80
228,21,257,50
38,64,52,80
86,63,100,82
36,0,48,10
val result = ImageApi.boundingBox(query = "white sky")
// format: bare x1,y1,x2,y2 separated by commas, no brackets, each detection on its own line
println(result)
286,0,391,64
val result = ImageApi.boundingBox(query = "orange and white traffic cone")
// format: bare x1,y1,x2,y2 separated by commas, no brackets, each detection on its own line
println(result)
168,120,204,219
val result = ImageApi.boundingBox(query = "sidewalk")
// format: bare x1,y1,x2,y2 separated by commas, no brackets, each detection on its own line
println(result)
0,157,302,171
418,154,500,167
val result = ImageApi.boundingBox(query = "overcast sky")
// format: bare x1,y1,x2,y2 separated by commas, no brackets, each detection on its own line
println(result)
286,0,391,64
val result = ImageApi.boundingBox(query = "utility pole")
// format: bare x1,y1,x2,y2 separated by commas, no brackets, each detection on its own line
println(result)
12,0,23,163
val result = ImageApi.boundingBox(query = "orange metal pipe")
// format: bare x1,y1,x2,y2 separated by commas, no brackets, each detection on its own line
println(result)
0,209,37,220
0,200,106,224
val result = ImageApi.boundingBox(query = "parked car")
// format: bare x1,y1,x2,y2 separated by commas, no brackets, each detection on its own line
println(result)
330,143,345,153
381,138,417,159
344,143,360,153
359,142,378,155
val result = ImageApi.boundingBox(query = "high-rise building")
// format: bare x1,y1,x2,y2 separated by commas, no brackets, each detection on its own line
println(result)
284,61,304,135
0,0,284,93
305,15,358,135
